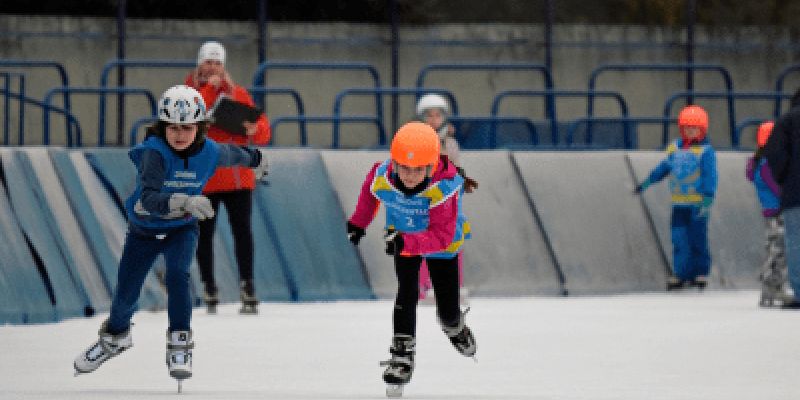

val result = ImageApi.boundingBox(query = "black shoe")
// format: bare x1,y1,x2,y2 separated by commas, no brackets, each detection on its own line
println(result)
203,285,219,314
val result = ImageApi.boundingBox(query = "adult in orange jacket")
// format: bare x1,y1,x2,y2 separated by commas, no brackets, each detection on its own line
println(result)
186,41,271,314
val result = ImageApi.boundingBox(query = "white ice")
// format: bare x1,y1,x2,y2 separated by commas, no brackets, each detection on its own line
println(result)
1,291,798,399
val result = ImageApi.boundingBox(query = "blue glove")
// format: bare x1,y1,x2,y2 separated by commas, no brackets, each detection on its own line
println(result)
633,179,651,194
696,197,713,219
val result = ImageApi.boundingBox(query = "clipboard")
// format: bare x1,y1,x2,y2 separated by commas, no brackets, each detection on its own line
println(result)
209,96,262,136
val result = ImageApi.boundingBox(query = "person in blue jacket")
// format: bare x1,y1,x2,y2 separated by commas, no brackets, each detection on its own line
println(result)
746,121,790,307
634,105,718,290
73,85,269,381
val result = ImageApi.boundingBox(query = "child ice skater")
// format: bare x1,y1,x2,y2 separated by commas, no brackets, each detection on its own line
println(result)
635,104,718,290
73,85,269,383
346,122,476,396
746,121,790,306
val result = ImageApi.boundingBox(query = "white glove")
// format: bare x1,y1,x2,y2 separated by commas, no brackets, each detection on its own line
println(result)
252,148,269,181
168,193,215,220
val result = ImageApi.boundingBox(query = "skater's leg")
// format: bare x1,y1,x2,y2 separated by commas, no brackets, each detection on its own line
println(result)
670,207,691,282
196,195,222,296
163,224,199,332
106,227,164,334
688,207,711,280
223,191,257,312
393,255,422,336
426,257,460,326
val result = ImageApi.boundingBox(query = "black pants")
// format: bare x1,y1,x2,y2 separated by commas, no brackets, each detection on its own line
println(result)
196,190,254,292
393,255,461,337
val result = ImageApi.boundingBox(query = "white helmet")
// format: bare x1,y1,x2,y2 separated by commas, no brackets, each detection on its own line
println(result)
197,41,226,65
158,85,207,124
416,93,450,116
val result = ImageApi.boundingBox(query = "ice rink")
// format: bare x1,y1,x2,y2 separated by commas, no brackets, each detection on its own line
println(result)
1,290,798,400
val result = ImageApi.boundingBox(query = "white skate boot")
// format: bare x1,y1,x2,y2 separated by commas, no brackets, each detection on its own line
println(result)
73,321,132,375
166,330,194,392
380,334,415,398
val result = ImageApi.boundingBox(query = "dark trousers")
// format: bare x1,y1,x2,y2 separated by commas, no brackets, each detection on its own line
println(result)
393,255,461,337
196,190,254,292
107,223,198,334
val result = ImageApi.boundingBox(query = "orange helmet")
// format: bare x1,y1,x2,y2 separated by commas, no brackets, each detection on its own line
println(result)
756,121,774,148
390,122,440,168
678,105,709,140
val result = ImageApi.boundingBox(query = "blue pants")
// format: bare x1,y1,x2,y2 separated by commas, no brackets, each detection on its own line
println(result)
782,207,800,300
106,223,198,334
670,206,711,281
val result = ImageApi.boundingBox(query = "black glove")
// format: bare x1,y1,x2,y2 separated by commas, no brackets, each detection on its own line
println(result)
384,228,404,256
456,167,479,194
347,222,365,245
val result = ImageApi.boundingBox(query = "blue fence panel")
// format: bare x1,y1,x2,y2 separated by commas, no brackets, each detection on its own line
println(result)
0,72,25,146
450,116,539,149
270,116,385,148
774,64,800,116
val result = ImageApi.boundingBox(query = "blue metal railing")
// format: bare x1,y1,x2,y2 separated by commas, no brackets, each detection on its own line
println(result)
269,115,385,148
416,62,555,128
247,86,306,142
564,116,675,149
0,60,72,144
0,72,25,145
3,91,81,146
99,59,195,145
43,87,157,147
128,116,159,145
332,87,458,148
490,89,629,145
733,117,771,149
449,116,539,149
251,61,383,124
662,91,792,148
774,63,800,116
588,64,734,143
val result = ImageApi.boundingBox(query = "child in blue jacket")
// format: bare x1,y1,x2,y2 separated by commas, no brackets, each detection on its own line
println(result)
746,121,790,306
73,85,268,382
635,105,718,290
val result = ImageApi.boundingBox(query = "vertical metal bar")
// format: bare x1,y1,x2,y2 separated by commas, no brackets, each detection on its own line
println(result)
389,0,399,136
544,0,554,74
3,74,9,145
686,0,696,105
18,75,24,146
257,0,268,65
116,0,127,146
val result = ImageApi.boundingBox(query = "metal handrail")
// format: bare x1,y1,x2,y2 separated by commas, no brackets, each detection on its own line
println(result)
332,87,458,148
269,115,386,148
773,63,800,116
3,91,81,146
128,116,159,146
662,91,792,148
43,87,157,146
733,117,772,149
247,86,306,142
490,89,629,144
448,116,539,149
564,116,675,149
0,72,25,145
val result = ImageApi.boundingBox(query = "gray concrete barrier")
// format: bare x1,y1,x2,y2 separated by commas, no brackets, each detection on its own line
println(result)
513,151,669,294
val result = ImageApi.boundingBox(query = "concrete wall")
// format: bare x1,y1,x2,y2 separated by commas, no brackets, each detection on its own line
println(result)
2,16,799,148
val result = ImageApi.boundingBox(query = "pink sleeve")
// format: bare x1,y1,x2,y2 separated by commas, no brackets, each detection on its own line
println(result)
401,194,458,255
348,163,381,229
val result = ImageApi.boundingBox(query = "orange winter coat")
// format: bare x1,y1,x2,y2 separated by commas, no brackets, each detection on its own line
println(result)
186,74,271,193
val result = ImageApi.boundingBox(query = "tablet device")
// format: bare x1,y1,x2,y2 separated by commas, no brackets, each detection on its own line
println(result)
210,97,262,136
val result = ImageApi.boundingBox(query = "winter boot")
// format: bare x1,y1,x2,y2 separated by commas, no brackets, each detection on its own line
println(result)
203,284,219,314
439,308,477,358
74,321,132,374
166,330,194,380
380,334,416,385
239,280,258,314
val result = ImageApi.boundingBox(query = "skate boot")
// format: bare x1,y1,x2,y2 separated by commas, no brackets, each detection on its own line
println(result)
689,276,708,290
440,308,477,358
380,334,415,398
666,276,686,291
73,321,132,375
760,267,791,307
239,280,258,314
203,284,219,314
166,329,194,388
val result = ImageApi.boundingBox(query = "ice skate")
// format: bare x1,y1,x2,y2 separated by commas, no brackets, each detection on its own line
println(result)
666,276,686,291
73,321,132,375
203,285,219,314
440,308,477,359
166,330,194,392
689,276,708,290
380,334,415,398
239,280,258,315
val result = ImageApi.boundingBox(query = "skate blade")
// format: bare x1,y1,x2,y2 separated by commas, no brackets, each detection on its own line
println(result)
386,384,404,398
239,306,258,315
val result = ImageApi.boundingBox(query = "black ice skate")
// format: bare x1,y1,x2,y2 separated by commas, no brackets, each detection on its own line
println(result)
380,334,415,398
440,308,477,359
73,321,132,375
239,280,258,314
166,330,194,393
689,276,708,290
203,285,219,314
666,276,686,291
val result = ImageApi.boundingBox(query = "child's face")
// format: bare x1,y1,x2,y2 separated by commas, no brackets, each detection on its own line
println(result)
196,60,225,83
683,126,703,140
423,108,445,130
166,124,198,151
395,163,428,188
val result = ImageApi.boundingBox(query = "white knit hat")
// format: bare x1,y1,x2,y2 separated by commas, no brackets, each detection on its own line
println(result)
197,41,226,65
